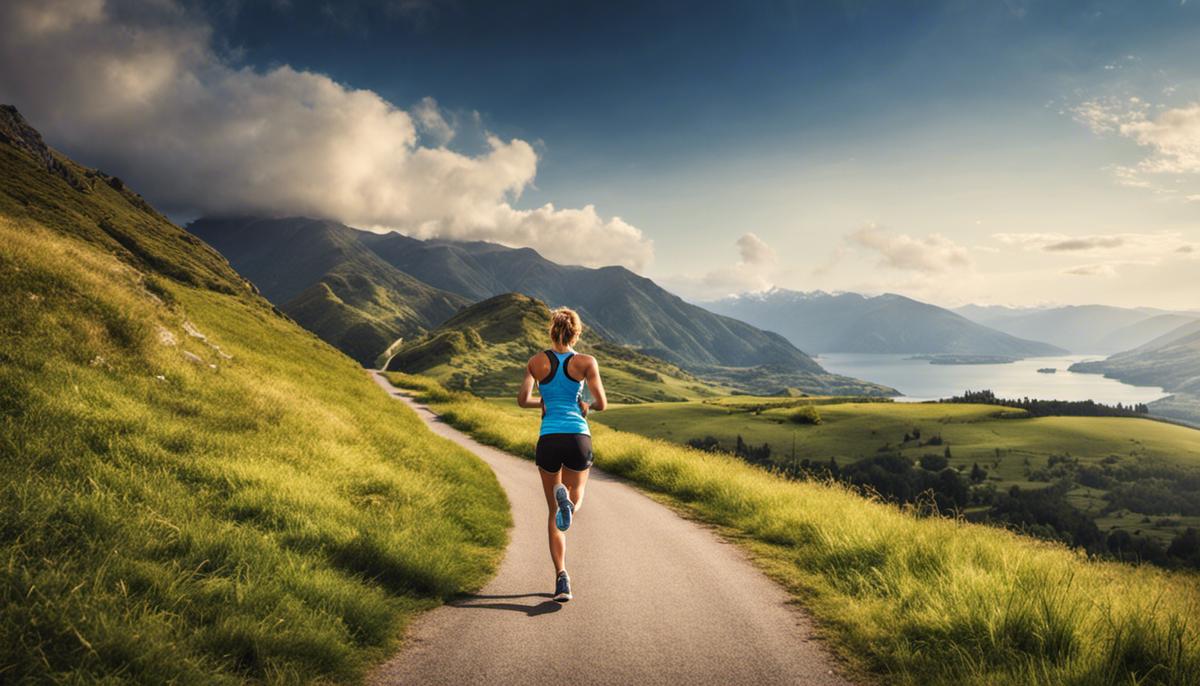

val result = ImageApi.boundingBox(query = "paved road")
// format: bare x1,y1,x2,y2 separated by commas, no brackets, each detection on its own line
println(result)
368,371,851,686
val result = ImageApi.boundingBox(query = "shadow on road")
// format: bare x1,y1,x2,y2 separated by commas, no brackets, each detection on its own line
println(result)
449,593,562,616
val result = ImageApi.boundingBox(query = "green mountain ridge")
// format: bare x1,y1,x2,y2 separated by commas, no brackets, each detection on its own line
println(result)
387,292,896,398
186,217,893,395
357,230,823,370
386,292,733,402
188,216,469,365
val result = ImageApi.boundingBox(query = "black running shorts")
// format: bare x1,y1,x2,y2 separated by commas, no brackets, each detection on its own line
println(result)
535,433,594,472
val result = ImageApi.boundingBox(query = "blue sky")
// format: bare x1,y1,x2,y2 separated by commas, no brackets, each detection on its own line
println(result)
3,0,1199,306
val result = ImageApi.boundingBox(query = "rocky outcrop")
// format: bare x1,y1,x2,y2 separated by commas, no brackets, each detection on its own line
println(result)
0,105,88,191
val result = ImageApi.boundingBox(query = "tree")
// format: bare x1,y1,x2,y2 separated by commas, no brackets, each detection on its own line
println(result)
970,462,987,484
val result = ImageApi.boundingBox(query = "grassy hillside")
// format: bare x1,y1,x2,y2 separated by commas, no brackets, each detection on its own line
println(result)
386,292,730,402
703,289,1065,357
188,217,468,366
593,399,1200,472
389,373,1200,686
0,108,508,683
590,398,1200,543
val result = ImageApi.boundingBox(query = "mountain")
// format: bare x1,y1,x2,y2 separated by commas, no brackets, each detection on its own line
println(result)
358,230,829,371
702,289,1065,357
193,218,850,378
188,216,468,365
955,304,1197,354
0,106,506,681
1070,319,1200,426
387,292,894,398
1096,313,1200,354
387,292,735,402
1070,319,1200,395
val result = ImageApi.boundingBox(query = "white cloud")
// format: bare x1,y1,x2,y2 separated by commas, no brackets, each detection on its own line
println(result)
736,232,776,265
661,232,777,300
1120,103,1200,174
1073,97,1200,194
846,224,972,273
0,0,653,271
411,96,456,146
1064,264,1118,277
993,231,1193,260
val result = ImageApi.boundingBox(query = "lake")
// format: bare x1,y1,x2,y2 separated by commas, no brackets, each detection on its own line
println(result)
816,354,1169,405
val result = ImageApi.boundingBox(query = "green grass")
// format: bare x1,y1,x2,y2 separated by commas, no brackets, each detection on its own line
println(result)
0,220,510,683
594,399,1200,479
592,399,1200,542
390,372,1200,685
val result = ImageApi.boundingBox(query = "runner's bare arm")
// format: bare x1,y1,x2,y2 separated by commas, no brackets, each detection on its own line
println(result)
517,357,542,409
583,356,607,412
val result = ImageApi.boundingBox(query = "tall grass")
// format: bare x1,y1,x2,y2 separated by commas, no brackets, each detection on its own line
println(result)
0,221,510,683
389,372,1200,686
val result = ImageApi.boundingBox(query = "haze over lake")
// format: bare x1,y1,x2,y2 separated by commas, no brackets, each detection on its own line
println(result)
816,354,1169,405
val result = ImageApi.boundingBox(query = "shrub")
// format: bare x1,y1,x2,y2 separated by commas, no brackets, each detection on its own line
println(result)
788,405,822,425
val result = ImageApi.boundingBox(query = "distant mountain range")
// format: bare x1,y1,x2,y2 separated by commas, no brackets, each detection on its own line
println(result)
190,217,893,396
1070,319,1200,395
955,304,1200,354
356,230,818,370
703,289,1065,357
1069,318,1200,426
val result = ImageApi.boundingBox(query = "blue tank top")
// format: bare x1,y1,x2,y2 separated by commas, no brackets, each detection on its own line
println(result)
538,350,590,436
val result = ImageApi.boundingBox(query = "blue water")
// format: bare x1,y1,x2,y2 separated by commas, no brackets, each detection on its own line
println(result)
816,354,1169,405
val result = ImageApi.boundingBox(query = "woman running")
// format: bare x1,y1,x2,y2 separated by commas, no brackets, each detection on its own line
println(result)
516,307,607,603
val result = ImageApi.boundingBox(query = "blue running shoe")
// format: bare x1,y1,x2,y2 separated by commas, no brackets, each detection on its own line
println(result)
553,571,572,602
554,484,573,531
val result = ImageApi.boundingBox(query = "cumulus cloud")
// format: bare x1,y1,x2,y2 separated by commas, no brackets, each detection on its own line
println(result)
846,224,972,273
736,233,776,265
661,232,778,300
411,96,456,146
1073,96,1200,193
0,0,653,270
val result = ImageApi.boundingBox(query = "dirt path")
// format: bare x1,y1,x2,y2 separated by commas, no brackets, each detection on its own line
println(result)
368,371,851,686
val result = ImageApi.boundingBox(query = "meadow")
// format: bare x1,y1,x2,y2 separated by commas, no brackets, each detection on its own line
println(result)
592,398,1200,542
392,372,1200,686
0,220,510,683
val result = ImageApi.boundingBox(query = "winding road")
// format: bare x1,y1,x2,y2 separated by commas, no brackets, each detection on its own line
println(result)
368,371,852,686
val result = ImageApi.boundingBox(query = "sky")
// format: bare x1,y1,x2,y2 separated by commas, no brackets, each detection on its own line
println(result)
2,0,1199,308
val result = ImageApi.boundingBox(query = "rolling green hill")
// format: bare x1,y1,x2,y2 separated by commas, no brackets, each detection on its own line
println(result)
0,106,508,683
385,292,730,402
188,217,469,366
704,289,1065,357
